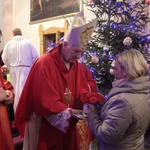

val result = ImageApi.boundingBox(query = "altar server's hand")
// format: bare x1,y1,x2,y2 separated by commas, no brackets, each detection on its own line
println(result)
2,90,13,105
0,88,7,101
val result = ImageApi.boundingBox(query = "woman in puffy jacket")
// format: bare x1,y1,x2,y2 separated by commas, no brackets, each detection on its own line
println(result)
87,49,150,150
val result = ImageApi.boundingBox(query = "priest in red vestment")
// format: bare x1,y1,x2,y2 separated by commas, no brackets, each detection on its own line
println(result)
0,66,15,150
0,29,15,150
14,9,101,150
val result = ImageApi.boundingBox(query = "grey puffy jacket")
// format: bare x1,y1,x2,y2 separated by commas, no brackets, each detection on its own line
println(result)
88,76,150,150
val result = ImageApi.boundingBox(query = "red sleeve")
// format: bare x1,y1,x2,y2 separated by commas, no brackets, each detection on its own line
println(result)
80,63,97,92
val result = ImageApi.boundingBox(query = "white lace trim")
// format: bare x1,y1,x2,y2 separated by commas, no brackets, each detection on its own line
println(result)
45,108,71,133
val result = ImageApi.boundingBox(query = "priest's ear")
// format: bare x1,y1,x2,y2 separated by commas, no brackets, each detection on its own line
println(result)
63,40,69,49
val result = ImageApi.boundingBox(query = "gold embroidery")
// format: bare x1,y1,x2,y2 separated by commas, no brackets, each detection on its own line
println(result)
80,26,94,47
76,120,91,150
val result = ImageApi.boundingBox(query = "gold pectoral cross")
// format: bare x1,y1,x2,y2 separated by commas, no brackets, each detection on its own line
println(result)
64,88,72,107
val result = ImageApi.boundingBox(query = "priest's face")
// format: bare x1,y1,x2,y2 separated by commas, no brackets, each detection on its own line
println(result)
62,41,85,63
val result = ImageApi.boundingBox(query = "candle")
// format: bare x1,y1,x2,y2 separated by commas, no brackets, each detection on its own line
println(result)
7,74,10,82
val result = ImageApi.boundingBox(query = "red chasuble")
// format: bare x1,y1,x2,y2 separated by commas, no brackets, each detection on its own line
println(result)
75,64,97,149
0,67,15,150
14,44,96,150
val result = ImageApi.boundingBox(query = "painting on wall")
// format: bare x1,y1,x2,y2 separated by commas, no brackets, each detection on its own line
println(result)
30,0,82,24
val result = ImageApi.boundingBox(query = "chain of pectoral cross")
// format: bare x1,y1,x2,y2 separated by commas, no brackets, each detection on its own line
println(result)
56,65,72,107
64,88,72,107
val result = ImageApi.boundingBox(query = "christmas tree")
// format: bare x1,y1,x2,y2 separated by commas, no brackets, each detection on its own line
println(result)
81,0,150,95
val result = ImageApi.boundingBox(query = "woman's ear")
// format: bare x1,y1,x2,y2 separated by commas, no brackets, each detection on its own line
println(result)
123,73,126,77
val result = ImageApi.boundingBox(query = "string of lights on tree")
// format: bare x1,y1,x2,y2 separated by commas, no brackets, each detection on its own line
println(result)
80,0,150,94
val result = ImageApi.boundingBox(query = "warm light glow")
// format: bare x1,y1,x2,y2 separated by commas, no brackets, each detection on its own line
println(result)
6,74,10,82
116,0,123,2
146,0,150,5
88,0,94,5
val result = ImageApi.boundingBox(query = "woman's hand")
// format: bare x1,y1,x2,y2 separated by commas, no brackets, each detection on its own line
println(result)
85,103,97,114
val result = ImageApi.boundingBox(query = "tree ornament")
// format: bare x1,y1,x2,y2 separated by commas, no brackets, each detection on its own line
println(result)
123,37,132,46
116,0,123,2
116,0,123,6
91,55,99,64
109,60,115,75
103,44,109,51
88,0,94,6
146,0,150,5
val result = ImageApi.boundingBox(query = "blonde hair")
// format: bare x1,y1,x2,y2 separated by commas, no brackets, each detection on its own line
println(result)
116,49,149,80
13,28,22,36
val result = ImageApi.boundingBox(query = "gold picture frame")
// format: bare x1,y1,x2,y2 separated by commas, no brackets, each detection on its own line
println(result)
30,0,82,24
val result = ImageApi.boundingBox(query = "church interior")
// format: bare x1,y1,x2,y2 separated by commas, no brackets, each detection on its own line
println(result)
0,0,150,150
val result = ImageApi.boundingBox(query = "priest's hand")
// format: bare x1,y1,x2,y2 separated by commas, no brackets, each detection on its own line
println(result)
71,108,87,120
71,109,83,117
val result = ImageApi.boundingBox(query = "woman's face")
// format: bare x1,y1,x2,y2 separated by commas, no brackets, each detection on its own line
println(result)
114,60,125,80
